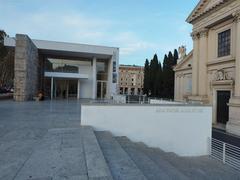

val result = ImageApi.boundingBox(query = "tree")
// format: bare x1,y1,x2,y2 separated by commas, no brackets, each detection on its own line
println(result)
143,59,150,95
0,30,8,59
0,30,14,87
156,61,163,97
152,54,159,96
173,49,178,65
162,52,175,99
144,50,178,99
162,54,169,98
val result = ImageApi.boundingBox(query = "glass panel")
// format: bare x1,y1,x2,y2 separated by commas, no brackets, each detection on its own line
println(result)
55,79,67,99
96,81,108,99
102,82,107,98
97,60,108,80
44,78,51,99
45,58,91,73
68,80,78,98
97,81,101,98
51,79,78,99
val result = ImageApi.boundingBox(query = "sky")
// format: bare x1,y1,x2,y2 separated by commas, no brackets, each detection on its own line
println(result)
0,0,199,66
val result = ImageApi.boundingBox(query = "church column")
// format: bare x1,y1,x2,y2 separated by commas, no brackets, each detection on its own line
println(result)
77,79,80,99
198,28,208,96
191,32,200,96
180,74,184,101
174,73,178,100
227,12,240,136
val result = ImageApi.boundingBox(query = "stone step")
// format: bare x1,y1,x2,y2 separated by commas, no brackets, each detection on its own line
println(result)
81,126,113,180
116,136,189,180
95,131,147,180
134,140,240,180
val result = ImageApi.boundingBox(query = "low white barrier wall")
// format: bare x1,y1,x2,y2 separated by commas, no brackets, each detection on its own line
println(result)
112,95,126,104
81,104,212,156
149,99,183,104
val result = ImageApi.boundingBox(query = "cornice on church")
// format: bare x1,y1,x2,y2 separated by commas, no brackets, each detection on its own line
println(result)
187,0,229,24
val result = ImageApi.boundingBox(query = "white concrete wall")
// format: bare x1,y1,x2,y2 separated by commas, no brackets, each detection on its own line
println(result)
79,64,93,99
81,104,212,156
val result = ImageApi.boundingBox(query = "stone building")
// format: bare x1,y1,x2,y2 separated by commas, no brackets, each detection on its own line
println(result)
119,65,144,95
174,0,240,136
4,34,119,101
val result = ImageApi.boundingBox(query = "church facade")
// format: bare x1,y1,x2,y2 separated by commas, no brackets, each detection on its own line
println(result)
174,0,240,136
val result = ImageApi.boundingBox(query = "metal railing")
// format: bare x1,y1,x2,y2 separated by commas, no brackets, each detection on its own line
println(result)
210,138,240,170
126,95,148,104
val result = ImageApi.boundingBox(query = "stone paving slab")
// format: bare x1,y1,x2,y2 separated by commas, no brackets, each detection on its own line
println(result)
0,100,83,179
14,128,87,180
0,139,39,180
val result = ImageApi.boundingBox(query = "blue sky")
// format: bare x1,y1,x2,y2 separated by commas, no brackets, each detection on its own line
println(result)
0,0,199,65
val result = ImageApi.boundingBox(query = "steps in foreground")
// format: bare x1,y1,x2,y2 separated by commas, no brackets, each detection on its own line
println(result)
116,136,189,180
95,131,147,180
10,126,240,180
81,126,113,180
133,143,240,180
13,127,112,180
96,130,240,180
117,136,240,180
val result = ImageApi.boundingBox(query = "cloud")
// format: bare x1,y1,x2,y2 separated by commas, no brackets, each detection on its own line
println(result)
0,2,193,65
110,32,158,56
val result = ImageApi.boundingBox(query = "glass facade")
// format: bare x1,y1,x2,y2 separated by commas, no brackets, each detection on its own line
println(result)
96,60,108,80
45,58,91,73
96,60,108,99
43,57,114,99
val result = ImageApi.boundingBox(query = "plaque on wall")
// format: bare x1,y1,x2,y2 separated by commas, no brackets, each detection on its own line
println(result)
112,73,117,83
113,61,116,72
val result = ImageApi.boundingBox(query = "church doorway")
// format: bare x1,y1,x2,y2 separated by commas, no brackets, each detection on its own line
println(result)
216,91,230,124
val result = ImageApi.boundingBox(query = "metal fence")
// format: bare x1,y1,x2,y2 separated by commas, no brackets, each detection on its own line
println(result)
210,138,240,170
126,95,149,104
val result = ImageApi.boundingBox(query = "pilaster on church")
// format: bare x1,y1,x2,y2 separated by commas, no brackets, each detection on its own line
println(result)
226,11,240,136
188,28,209,102
190,31,199,96
198,28,208,96
232,11,240,97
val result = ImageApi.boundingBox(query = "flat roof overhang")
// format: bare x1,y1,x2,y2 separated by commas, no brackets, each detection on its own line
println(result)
4,36,119,59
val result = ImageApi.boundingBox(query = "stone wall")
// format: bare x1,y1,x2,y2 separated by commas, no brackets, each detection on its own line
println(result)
14,34,39,101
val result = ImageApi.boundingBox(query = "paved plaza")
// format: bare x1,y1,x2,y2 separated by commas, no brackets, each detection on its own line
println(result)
1,100,240,180
0,100,84,180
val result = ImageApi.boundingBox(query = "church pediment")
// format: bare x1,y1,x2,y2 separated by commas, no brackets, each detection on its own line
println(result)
186,0,226,23
174,50,193,71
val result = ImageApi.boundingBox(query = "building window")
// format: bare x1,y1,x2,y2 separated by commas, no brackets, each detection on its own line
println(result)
218,29,231,57
97,60,108,81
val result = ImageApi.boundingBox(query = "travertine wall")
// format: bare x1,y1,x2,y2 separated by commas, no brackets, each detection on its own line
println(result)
14,34,39,101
